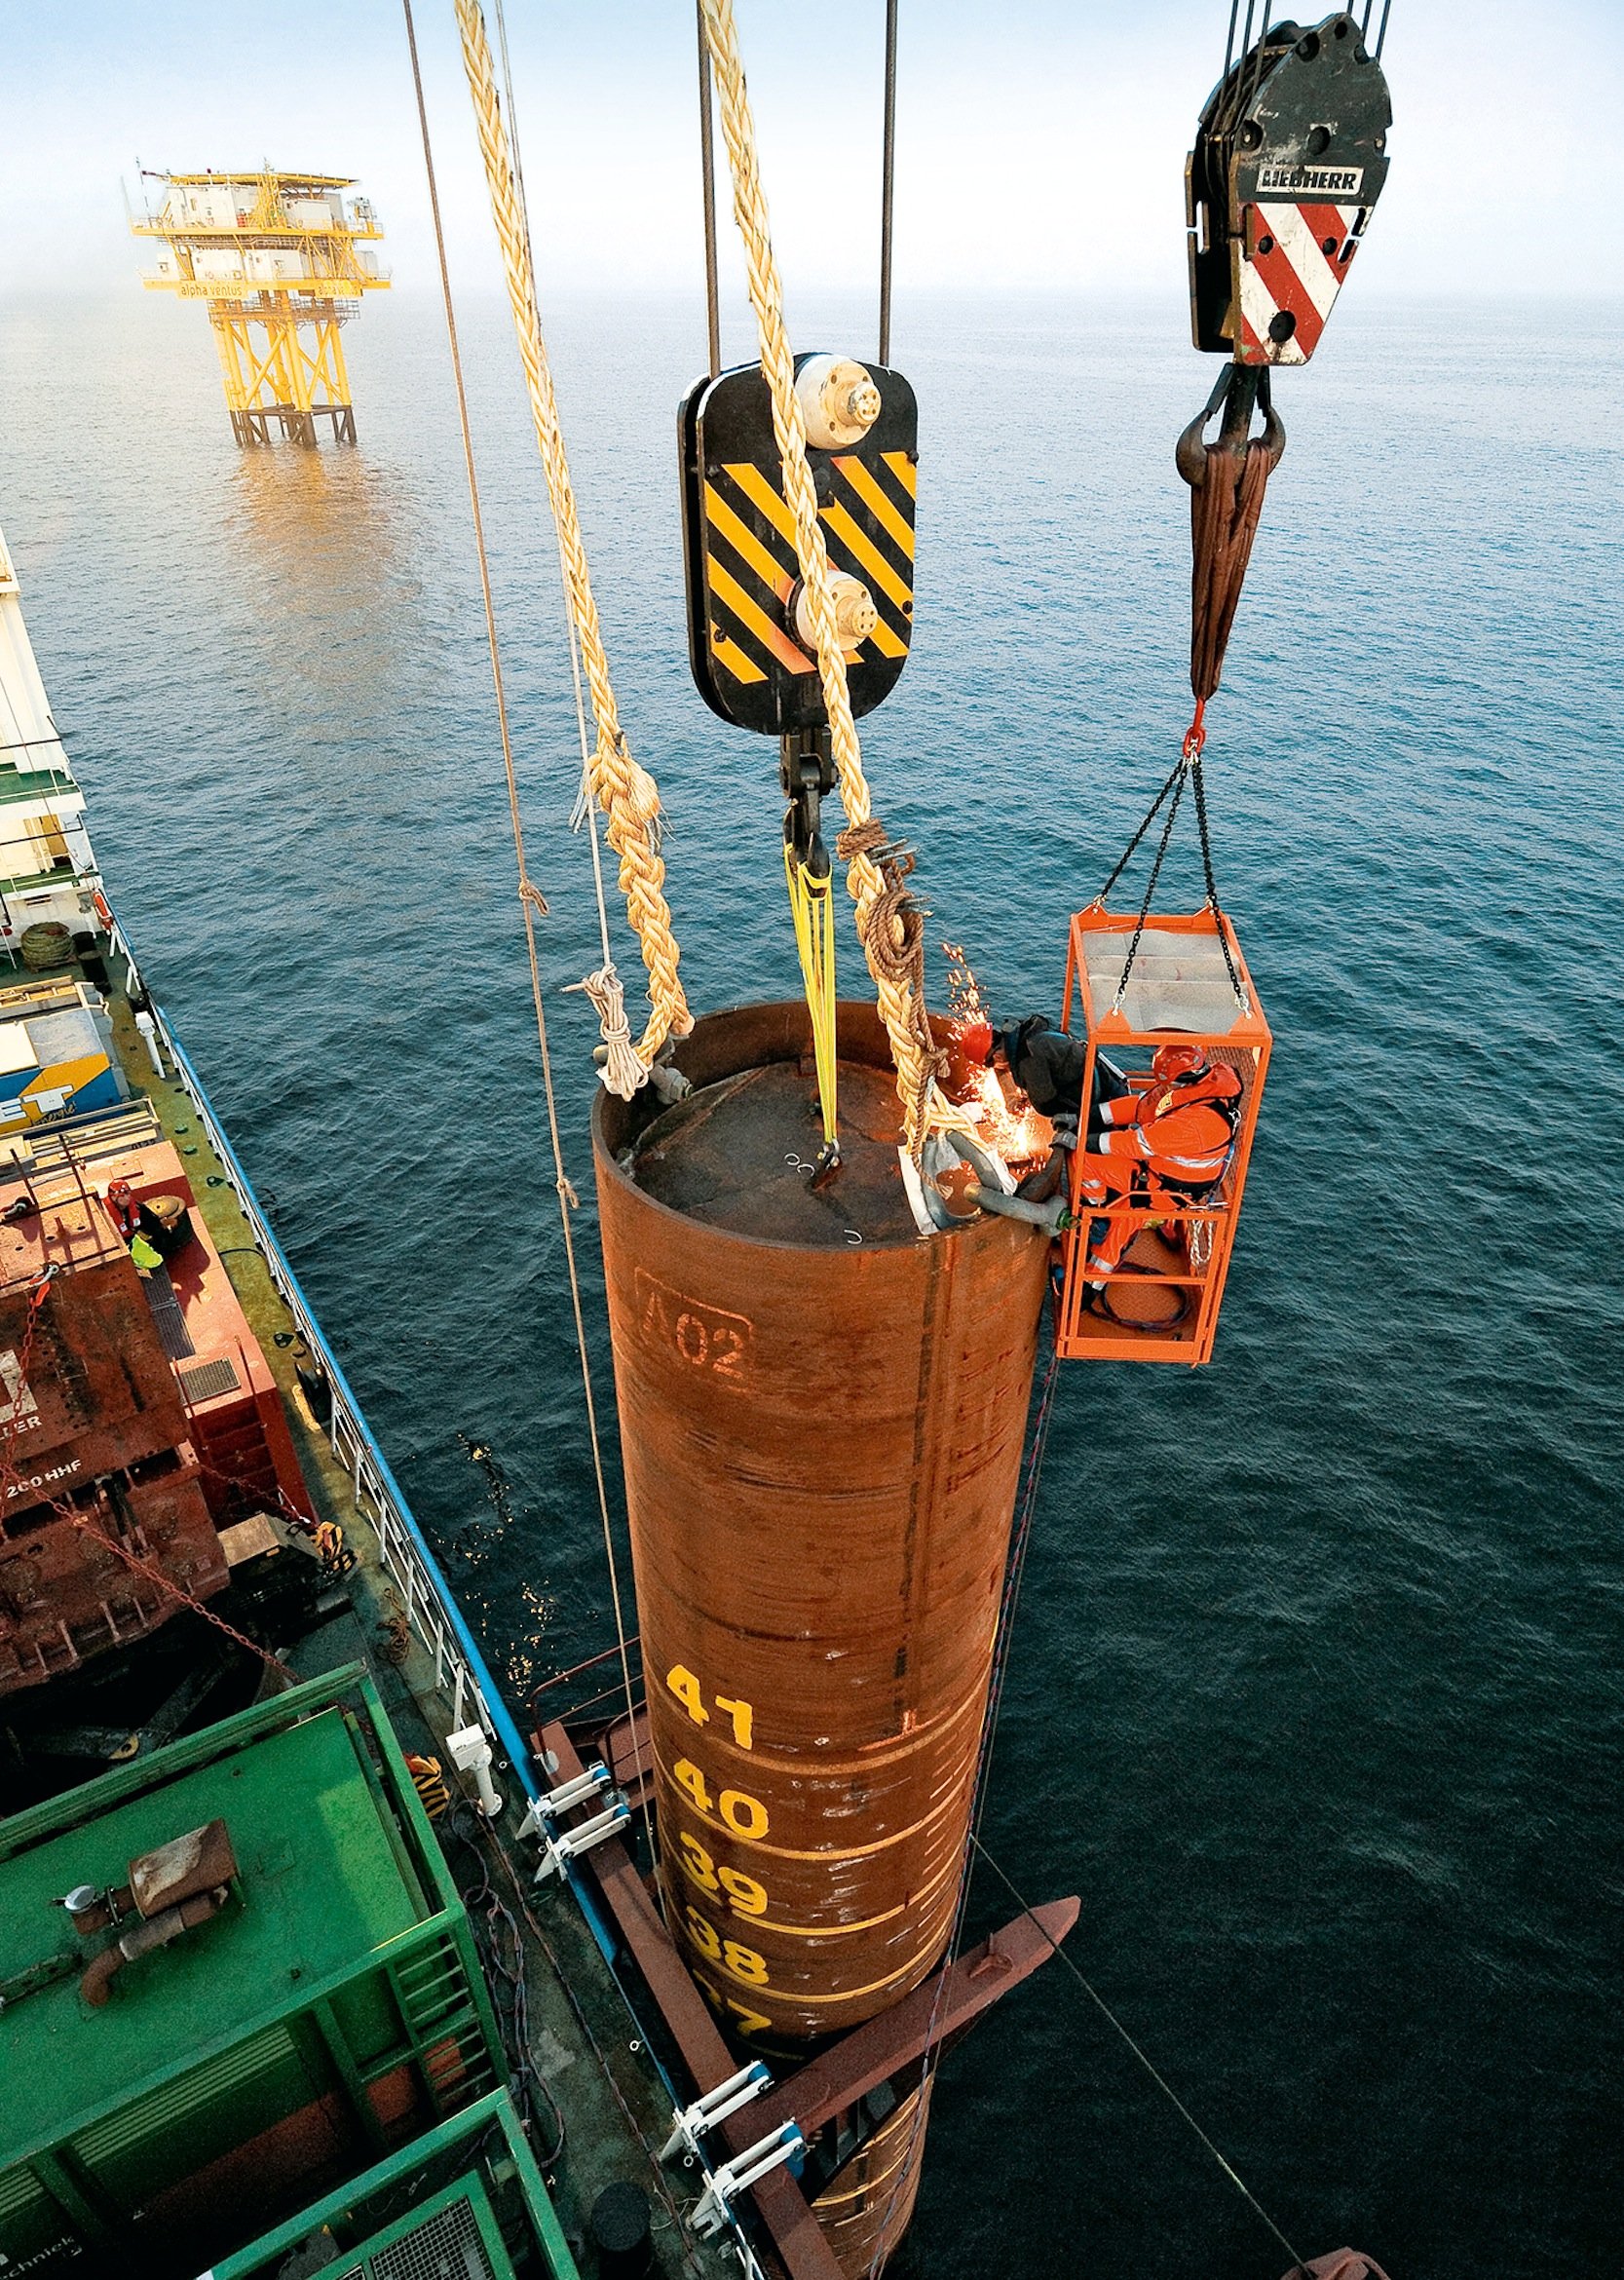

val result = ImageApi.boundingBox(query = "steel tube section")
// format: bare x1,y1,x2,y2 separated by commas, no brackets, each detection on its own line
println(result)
593,1003,1049,2046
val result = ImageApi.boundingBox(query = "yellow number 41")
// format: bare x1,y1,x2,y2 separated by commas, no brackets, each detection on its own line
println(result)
665,1663,753,1750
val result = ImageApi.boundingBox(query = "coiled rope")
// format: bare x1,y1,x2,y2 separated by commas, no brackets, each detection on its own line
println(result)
453,0,692,1093
699,0,960,1159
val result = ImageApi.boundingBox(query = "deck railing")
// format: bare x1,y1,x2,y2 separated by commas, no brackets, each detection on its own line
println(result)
142,986,539,1800
124,959,772,2280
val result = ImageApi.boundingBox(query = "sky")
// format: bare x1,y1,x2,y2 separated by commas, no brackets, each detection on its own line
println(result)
0,1,1620,304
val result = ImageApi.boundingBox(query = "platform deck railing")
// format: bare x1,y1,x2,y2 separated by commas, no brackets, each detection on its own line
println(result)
144,994,537,1796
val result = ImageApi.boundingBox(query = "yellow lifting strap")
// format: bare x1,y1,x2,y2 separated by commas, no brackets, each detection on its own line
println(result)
784,848,839,1154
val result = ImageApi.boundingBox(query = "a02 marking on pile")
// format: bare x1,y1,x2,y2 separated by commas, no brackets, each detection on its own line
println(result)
679,358,919,736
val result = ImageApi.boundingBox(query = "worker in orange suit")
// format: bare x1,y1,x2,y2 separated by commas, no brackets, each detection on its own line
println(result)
1077,1043,1241,1286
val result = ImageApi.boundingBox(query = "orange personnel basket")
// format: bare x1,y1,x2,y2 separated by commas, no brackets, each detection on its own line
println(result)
1054,906,1271,1365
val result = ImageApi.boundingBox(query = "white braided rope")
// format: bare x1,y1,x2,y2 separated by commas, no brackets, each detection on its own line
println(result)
455,0,692,1093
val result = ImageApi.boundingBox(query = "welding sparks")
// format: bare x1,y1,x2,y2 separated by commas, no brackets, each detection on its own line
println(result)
941,942,988,1027
969,1067,1055,1174
939,941,1054,1176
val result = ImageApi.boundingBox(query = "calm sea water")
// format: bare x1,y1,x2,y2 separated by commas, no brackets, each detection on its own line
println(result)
2,287,1619,2278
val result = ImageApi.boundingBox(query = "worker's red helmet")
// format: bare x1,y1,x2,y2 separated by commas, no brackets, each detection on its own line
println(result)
957,1018,995,1067
1151,1042,1206,1080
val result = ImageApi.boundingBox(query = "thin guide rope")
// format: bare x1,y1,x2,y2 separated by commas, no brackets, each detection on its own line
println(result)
486,0,617,979
401,0,653,1859
970,1834,1316,2279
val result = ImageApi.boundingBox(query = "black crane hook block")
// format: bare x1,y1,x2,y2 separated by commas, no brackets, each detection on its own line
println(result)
678,354,919,737
1187,10,1392,366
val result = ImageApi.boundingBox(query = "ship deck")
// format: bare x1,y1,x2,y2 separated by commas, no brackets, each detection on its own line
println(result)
79,943,736,2280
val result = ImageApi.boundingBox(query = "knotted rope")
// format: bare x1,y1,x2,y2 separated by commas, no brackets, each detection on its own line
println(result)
567,966,642,1099
699,0,958,1159
454,0,692,1092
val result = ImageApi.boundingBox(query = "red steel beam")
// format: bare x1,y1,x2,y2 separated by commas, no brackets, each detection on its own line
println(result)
745,1894,1080,2144
540,1720,845,2280
539,1721,1079,2277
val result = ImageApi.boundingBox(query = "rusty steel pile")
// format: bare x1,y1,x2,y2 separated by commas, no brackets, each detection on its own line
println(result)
594,1004,1050,2267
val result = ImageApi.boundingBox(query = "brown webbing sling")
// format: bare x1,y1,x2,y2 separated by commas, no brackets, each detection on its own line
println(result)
1176,363,1287,718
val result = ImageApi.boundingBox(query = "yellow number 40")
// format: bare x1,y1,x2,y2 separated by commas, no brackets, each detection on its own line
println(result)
670,1758,770,1842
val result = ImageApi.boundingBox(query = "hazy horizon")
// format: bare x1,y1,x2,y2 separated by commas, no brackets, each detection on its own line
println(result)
3,0,1619,309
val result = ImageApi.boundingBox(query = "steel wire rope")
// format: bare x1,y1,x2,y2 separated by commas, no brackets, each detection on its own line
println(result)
400,0,655,1865
878,0,899,365
968,1835,1319,2280
696,0,722,379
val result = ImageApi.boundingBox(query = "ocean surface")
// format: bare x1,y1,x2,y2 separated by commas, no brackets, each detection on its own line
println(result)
1,286,1619,2278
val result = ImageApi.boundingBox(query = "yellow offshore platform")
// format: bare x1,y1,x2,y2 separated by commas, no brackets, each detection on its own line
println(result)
132,171,388,444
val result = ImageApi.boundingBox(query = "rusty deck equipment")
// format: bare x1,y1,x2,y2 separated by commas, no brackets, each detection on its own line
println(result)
593,1001,1055,2270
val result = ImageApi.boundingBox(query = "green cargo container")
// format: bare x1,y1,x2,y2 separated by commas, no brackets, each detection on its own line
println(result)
205,2090,581,2280
0,1665,506,2278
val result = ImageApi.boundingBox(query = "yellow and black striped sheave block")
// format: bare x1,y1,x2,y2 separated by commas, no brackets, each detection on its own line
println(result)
679,357,918,736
